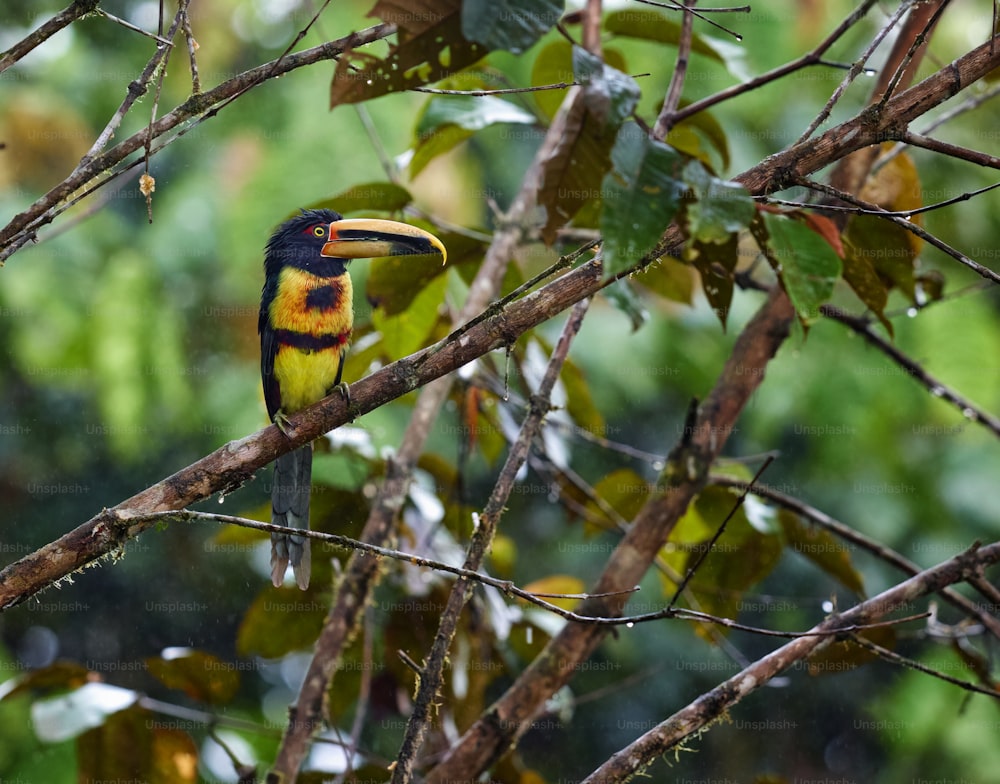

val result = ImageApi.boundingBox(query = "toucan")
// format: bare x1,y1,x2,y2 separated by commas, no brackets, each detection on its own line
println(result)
259,209,446,589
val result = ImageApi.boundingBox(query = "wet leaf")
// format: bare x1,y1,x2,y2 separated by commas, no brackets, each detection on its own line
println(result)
686,234,740,329
573,46,641,129
682,160,755,245
604,278,648,332
760,212,842,324
462,0,562,54
600,122,685,279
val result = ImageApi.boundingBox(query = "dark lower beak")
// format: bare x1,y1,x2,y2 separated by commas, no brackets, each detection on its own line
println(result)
321,218,447,263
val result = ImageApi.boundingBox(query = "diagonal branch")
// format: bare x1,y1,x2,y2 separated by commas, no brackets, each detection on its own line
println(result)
391,298,592,784
0,22,396,260
425,30,1000,784
0,0,99,74
581,542,1000,783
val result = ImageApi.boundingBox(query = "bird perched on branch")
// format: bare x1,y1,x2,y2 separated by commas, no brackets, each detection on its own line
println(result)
260,208,446,589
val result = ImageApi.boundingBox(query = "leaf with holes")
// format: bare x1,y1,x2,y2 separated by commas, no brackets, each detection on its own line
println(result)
682,160,755,245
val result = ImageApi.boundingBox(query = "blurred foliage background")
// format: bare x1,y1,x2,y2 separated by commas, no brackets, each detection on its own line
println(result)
0,1,998,782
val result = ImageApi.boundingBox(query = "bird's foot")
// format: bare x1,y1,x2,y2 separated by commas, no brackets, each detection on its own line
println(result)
273,411,296,438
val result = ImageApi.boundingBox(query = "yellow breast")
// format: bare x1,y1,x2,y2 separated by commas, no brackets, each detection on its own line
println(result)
269,266,354,414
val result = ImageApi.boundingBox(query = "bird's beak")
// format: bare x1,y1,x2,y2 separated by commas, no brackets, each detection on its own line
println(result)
321,218,447,264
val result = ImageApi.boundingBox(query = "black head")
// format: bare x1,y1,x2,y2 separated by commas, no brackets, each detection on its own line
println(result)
265,208,347,277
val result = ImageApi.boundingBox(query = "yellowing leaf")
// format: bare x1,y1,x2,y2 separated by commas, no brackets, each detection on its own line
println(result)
520,574,587,611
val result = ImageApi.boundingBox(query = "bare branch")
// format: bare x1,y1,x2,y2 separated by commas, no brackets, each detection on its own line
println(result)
712,476,1000,641
0,0,99,73
391,297,592,784
580,542,1000,784
797,177,1000,286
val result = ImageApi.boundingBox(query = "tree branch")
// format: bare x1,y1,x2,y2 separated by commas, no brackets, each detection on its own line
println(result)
581,542,1000,783
0,22,397,261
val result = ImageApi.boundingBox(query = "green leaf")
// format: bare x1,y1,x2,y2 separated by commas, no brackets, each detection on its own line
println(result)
760,212,842,323
410,94,537,177
144,648,240,705
603,278,648,332
237,586,328,658
462,0,563,54
368,231,485,315
368,253,450,316
584,468,650,532
416,94,537,138
600,122,685,279
778,509,865,596
373,273,448,359
841,246,892,335
687,235,738,329
604,9,726,64
572,46,641,129
635,256,695,305
531,40,576,119
308,182,413,216
667,106,731,170
682,160,755,244
662,485,783,638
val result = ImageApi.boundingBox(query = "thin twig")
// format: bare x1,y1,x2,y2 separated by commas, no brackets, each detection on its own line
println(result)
580,542,1000,783
668,0,881,126
95,8,175,46
796,177,1000,286
712,476,1000,642
81,6,185,165
759,180,1000,218
795,1,911,144
391,297,593,784
850,633,1000,698
900,130,1000,169
0,0,99,74
652,0,697,140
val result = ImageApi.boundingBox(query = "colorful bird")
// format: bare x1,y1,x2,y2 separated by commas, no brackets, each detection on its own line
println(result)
260,209,446,589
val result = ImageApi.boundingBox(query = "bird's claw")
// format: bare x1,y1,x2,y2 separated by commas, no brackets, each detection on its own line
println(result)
273,411,295,438
336,382,351,407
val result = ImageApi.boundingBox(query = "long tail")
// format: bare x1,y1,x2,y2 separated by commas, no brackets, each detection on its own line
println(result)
270,444,312,589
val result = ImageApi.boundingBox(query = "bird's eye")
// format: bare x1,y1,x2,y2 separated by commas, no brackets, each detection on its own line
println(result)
311,225,326,237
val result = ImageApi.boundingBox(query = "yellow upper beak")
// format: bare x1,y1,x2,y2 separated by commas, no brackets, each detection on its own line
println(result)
321,218,447,264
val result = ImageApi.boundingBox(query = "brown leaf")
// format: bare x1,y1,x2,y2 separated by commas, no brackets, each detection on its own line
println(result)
537,91,617,245
330,10,485,106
